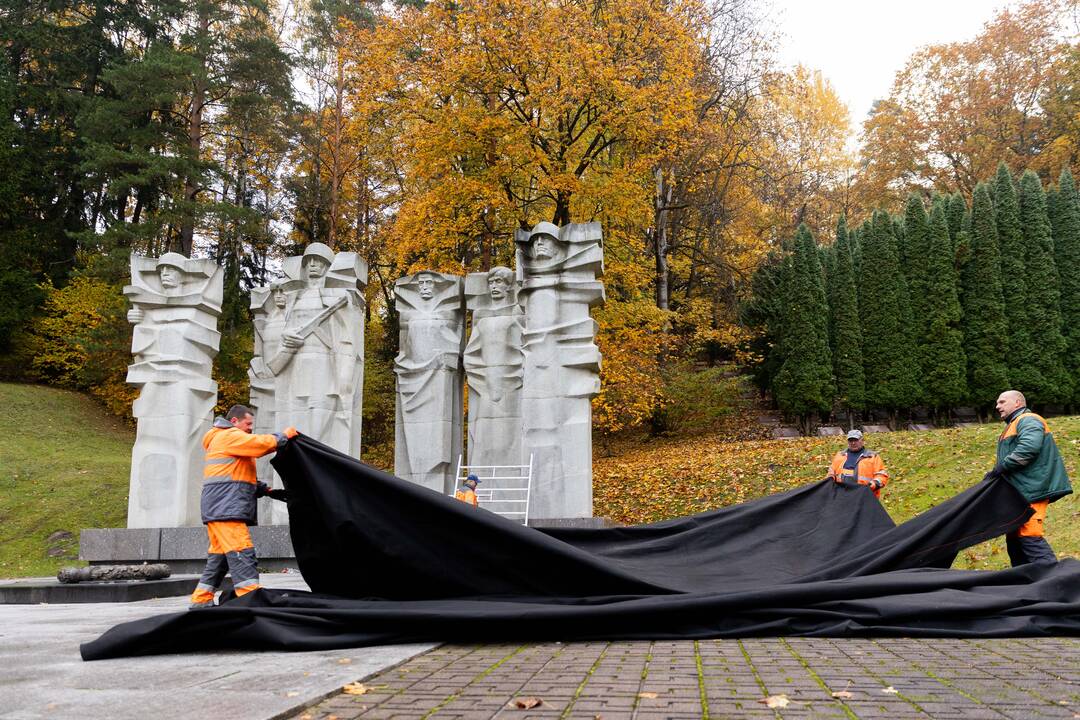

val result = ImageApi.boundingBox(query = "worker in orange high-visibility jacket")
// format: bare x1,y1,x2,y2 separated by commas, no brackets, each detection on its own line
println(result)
189,404,297,609
454,474,480,507
827,429,889,498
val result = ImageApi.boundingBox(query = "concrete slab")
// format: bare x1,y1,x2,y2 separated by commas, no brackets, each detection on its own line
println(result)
0,575,199,604
0,572,434,720
79,528,160,563
816,426,844,436
861,424,891,434
82,526,300,575
770,427,802,439
530,517,618,529
906,423,935,431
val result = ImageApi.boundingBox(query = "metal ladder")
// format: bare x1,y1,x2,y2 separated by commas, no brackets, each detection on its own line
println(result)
453,454,533,525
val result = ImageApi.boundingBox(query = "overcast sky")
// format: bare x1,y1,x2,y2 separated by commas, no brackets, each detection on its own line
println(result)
772,0,1008,139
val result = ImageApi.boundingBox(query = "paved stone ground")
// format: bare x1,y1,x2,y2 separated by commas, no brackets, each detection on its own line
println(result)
0,573,433,720
287,638,1080,720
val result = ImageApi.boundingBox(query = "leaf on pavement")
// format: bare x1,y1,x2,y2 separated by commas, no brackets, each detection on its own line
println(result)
756,690,790,708
511,696,543,709
831,690,854,699
882,686,899,694
637,691,659,699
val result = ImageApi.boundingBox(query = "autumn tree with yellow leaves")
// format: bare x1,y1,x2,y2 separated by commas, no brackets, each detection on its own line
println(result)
857,0,1075,203
340,0,740,431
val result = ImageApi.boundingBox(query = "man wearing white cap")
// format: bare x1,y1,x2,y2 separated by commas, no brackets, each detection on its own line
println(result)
826,429,890,498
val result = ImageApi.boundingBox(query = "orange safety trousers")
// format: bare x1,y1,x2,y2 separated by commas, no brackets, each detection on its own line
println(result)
190,521,262,605
1009,500,1050,539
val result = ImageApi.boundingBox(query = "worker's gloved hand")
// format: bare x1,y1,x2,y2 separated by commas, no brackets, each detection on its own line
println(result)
272,427,298,448
983,463,1006,482
868,479,882,491
828,475,839,483
268,488,289,502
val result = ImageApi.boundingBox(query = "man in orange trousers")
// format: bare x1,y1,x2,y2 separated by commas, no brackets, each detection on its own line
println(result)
189,404,296,609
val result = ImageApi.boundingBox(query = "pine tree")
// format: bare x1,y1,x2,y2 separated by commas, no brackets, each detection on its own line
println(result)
1051,169,1080,404
823,218,841,351
920,203,967,411
947,192,966,254
892,215,909,279
1018,169,1071,403
961,182,1009,408
827,217,865,416
743,253,790,392
994,162,1043,394
774,225,835,428
860,210,922,415
851,224,865,278
903,194,931,339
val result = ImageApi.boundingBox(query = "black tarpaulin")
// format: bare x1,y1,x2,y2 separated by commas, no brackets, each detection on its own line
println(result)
81,435,1080,660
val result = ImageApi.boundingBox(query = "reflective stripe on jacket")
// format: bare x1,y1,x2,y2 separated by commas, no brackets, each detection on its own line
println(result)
200,418,282,524
996,409,1072,504
828,450,889,497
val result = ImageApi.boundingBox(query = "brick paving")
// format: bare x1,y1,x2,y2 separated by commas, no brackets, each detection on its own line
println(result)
285,638,1080,720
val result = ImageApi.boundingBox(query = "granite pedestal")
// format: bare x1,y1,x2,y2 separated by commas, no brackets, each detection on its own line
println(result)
80,525,296,575
0,576,213,604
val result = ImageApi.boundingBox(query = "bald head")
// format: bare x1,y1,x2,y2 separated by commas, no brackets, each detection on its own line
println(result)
995,390,1026,419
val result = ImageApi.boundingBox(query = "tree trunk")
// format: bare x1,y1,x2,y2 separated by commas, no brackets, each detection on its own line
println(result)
553,191,571,225
327,46,345,249
178,3,210,257
652,166,672,311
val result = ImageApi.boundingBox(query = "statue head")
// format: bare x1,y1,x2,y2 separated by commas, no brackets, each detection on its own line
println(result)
302,243,334,283
156,253,188,292
416,271,436,300
271,282,287,308
527,222,563,262
487,266,514,301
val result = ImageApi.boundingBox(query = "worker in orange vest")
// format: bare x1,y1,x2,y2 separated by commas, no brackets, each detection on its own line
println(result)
454,474,480,506
827,429,889,498
189,404,297,609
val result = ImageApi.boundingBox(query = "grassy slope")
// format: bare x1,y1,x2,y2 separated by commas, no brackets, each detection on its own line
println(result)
0,382,132,577
1,382,1075,576
596,418,1080,570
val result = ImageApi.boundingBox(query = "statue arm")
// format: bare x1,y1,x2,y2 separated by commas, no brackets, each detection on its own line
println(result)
266,346,297,375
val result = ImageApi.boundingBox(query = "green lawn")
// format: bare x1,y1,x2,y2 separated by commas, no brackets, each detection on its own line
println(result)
1,381,1076,577
0,382,132,577
597,418,1080,570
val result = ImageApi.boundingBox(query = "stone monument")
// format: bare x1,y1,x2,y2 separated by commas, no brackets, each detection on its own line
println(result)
125,252,223,528
248,280,292,525
514,221,604,519
263,243,367,505
463,266,525,476
394,271,465,494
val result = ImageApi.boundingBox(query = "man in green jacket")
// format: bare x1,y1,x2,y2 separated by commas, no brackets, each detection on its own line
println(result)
984,390,1073,566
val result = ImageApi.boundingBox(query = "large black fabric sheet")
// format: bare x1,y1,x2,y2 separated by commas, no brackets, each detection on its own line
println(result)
81,435,1080,660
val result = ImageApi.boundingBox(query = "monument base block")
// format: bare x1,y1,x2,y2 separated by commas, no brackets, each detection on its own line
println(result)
529,517,618,530
80,526,297,575
0,575,216,604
